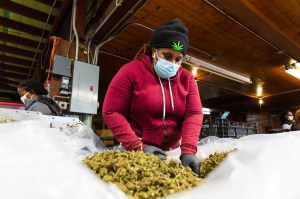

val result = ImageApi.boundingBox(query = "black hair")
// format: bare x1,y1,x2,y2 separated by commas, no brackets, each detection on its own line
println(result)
18,79,48,95
133,43,154,60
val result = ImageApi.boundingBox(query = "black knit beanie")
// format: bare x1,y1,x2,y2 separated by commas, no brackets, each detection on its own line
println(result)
149,18,189,55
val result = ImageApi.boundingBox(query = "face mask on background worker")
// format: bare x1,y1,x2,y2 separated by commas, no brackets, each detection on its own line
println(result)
20,92,30,104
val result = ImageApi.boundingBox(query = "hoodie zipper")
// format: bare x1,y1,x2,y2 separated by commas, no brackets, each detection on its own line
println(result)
163,119,168,138
159,77,169,139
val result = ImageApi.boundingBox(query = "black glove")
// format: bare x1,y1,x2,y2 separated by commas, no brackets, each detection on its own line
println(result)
143,145,166,160
180,154,200,176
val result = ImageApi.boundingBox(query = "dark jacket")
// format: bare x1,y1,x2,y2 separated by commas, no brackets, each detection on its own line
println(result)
292,123,300,131
102,55,203,155
25,96,62,116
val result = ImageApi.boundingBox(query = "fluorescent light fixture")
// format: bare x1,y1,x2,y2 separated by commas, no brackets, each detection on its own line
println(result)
184,55,252,84
202,107,211,115
285,62,300,79
285,68,300,79
203,107,210,112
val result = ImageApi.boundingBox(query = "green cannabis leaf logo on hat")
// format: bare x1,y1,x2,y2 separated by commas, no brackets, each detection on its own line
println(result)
172,41,183,52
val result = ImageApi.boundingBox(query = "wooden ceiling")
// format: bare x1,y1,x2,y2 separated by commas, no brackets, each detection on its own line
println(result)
97,0,300,114
1,0,300,114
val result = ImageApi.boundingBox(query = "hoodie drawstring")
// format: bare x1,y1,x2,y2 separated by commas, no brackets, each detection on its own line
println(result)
158,77,166,120
168,79,174,111
158,77,175,121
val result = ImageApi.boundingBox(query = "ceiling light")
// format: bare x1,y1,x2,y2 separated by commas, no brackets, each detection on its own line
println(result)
203,107,210,112
192,68,197,77
285,62,300,79
257,86,263,97
259,98,263,105
184,55,252,84
202,107,211,115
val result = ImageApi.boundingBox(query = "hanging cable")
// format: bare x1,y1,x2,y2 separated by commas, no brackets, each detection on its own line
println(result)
67,33,75,58
87,5,120,63
98,51,131,62
90,0,149,64
93,36,116,65
92,21,214,66
45,36,60,83
28,0,57,78
41,40,51,70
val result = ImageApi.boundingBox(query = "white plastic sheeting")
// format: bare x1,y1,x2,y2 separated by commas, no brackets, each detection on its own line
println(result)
0,107,107,160
3,114,300,199
58,122,107,160
0,120,127,199
168,131,300,199
0,107,81,128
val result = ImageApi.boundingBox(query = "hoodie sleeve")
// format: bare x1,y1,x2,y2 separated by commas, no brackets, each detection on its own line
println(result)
102,62,142,151
180,75,203,155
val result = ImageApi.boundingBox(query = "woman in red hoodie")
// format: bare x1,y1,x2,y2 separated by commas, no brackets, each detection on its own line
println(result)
102,19,203,175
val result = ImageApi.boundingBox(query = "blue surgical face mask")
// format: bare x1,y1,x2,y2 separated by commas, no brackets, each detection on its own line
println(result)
153,52,180,79
20,92,29,104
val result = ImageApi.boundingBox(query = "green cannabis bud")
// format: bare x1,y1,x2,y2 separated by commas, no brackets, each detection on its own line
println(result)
200,149,236,178
83,150,203,199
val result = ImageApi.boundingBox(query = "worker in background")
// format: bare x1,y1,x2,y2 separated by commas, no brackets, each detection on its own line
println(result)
17,79,62,116
279,111,293,131
292,109,300,131
102,19,203,175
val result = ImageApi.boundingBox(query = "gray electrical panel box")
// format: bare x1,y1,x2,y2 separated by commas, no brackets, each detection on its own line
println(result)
69,61,99,114
52,55,71,77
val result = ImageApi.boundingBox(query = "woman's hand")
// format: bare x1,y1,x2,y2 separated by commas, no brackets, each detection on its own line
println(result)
143,145,166,160
180,154,200,176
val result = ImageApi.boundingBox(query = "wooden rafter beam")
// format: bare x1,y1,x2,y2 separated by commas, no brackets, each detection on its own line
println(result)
48,0,72,36
0,91,19,98
0,16,50,37
0,70,28,80
0,63,31,74
0,1,55,24
87,0,148,43
75,0,87,33
207,0,300,60
33,0,72,79
0,32,42,49
34,0,62,8
0,77,20,85
0,44,35,58
0,83,17,91
0,54,33,66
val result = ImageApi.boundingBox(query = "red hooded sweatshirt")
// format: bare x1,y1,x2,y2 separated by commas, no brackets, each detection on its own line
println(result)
102,55,203,155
